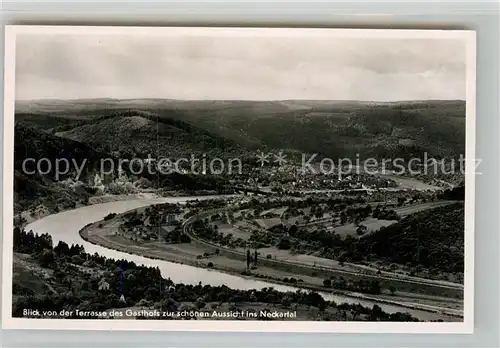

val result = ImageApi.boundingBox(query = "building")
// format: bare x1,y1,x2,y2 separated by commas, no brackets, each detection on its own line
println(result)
91,174,105,193
255,217,282,230
160,225,176,236
165,214,176,225
98,278,110,291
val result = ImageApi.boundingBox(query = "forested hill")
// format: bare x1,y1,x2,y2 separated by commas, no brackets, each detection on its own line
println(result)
14,123,110,212
14,122,110,180
53,110,242,159
13,122,234,213
16,99,465,161
344,203,465,274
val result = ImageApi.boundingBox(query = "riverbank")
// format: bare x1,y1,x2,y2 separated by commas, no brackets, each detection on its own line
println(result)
18,193,162,229
79,211,462,320
20,194,461,321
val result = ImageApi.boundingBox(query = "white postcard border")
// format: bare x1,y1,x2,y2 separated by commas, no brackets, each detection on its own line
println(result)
2,25,476,333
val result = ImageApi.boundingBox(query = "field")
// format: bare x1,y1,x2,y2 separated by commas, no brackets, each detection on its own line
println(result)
77,203,464,321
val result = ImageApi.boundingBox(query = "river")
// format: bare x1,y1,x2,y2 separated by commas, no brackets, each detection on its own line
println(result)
25,195,453,321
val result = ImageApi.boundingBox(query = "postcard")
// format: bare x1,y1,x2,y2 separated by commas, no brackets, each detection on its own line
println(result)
2,25,476,333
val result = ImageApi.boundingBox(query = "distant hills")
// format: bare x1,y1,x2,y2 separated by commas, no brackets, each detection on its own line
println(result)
53,111,241,159
15,98,466,161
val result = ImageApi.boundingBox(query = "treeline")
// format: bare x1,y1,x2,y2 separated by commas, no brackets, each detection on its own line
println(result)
12,228,418,321
192,219,242,248
14,122,234,213
341,203,465,273
372,206,400,220
14,123,109,212
438,186,465,201
323,277,381,295
256,203,463,276
239,196,367,213
48,109,242,160
14,123,110,180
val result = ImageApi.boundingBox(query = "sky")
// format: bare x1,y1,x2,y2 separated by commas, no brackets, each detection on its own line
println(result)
15,30,468,101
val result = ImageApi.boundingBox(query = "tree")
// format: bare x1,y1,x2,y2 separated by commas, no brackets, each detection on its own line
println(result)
370,304,384,321
364,204,372,215
356,224,367,236
368,280,381,295
278,236,291,250
39,249,55,267
397,197,405,207
281,295,293,308
340,212,348,224
254,250,258,266
246,249,251,269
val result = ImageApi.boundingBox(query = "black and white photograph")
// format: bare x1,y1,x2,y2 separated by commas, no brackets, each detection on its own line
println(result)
2,26,475,332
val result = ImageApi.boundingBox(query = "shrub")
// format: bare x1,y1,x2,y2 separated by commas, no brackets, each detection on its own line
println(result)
104,213,117,221
207,262,214,268
266,254,272,259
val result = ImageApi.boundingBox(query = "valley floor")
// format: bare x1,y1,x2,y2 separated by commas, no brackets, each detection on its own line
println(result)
80,212,463,321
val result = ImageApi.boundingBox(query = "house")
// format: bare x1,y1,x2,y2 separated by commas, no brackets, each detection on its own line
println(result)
91,174,105,193
165,214,176,225
161,225,176,234
160,225,177,240
254,218,282,230
283,216,307,227
98,278,110,291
